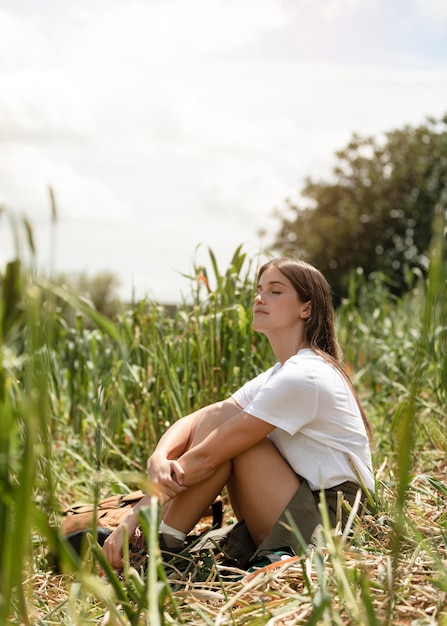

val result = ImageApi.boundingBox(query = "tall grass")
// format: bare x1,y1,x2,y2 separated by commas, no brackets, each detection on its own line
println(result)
0,205,446,624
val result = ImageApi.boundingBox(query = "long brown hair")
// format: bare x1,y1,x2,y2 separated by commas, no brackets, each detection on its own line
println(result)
258,257,372,439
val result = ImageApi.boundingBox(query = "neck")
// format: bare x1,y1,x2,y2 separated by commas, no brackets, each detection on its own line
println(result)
271,337,310,364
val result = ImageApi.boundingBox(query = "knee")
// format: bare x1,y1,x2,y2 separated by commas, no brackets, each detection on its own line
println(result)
193,402,238,439
232,437,276,467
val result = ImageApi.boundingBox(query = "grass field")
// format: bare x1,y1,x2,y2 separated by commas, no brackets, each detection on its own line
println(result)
1,212,446,625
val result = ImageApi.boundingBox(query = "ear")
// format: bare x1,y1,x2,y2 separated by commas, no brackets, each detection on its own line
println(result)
299,301,312,320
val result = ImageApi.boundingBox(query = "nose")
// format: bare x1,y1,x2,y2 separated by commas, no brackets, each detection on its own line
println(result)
254,291,264,304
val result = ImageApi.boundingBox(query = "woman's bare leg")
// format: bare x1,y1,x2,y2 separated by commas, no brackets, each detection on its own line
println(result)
227,438,300,546
162,460,231,534
157,402,299,544
161,401,239,534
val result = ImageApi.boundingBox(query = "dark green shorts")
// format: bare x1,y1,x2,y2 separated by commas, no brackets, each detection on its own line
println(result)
219,478,370,569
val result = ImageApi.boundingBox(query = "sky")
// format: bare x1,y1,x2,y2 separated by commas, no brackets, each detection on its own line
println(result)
1,0,447,303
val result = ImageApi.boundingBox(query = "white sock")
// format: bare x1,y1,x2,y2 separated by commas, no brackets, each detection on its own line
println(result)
158,520,186,543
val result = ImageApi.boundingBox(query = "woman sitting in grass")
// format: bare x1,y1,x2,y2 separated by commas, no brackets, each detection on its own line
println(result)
103,257,374,569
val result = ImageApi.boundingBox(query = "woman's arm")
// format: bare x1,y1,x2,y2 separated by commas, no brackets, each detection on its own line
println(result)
145,412,196,500
177,409,274,486
102,400,234,567
147,401,233,498
102,494,153,568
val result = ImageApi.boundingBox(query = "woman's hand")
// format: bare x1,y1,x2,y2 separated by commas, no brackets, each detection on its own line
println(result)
102,511,139,569
146,455,187,503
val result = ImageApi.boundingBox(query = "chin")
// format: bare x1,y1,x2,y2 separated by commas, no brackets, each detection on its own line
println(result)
252,321,267,333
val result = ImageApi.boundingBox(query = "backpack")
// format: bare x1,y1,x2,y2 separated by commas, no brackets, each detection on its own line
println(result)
47,490,223,572
60,490,223,535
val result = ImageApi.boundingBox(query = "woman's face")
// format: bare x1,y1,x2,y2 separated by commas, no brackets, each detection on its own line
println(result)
252,265,310,336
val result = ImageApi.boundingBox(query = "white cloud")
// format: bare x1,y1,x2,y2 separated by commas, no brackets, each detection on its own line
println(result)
1,0,446,302
415,0,447,25
287,0,369,21
53,0,287,71
314,0,363,20
0,145,129,222
0,7,49,67
0,69,94,139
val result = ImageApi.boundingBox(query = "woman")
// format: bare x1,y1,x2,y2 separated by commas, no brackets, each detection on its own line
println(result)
103,257,374,569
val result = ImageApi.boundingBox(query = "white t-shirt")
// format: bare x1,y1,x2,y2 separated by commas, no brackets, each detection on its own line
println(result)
231,349,374,492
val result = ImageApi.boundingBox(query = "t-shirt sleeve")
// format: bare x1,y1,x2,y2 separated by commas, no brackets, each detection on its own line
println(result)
237,360,318,435
231,366,277,409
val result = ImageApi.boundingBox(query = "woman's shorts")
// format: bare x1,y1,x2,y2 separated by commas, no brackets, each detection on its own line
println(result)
217,478,369,569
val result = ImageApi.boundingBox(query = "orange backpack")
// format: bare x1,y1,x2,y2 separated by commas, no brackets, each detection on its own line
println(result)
61,490,223,535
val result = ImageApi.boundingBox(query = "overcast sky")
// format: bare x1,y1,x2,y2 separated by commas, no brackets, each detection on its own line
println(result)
1,0,446,303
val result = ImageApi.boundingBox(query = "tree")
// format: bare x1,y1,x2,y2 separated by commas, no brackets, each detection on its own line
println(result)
271,114,447,300
54,270,122,321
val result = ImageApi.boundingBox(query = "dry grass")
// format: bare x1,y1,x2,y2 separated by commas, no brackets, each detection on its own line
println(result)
26,454,447,626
